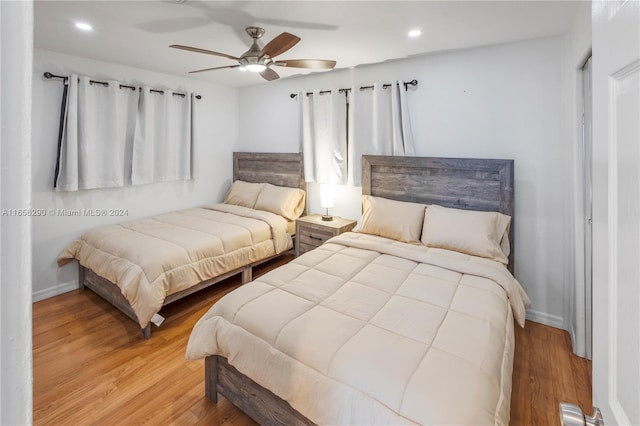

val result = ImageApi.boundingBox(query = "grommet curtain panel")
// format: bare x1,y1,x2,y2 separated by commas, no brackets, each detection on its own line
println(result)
348,80,416,185
55,74,139,191
54,74,193,191
300,80,415,187
301,89,348,185
132,86,193,185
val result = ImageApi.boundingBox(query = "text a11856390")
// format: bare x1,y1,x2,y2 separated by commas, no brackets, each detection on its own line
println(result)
1,208,129,217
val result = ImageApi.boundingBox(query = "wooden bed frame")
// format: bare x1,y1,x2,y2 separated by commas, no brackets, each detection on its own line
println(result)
204,155,515,424
78,152,305,339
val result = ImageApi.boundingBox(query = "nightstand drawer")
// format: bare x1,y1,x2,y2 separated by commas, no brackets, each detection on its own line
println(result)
299,227,333,246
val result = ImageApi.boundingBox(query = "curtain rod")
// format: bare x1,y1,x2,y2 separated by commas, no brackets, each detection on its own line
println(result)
289,79,418,99
43,72,202,100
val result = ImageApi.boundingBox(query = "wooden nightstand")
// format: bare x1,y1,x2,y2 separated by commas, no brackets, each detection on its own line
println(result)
295,214,357,256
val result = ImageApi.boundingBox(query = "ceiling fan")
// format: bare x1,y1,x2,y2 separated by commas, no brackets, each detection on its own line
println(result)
170,26,337,81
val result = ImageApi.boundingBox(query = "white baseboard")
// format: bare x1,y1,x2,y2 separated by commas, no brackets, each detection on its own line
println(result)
32,280,78,303
569,324,577,349
526,308,565,330
568,324,589,358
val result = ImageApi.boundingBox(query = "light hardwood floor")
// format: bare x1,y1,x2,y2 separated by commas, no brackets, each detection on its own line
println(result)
34,254,591,425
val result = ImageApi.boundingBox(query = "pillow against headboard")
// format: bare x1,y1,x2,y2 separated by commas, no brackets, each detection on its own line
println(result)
421,204,511,264
359,195,426,244
254,183,306,220
224,180,265,208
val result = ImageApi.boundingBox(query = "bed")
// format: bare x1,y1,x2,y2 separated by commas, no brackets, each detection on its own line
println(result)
57,152,305,339
185,155,530,425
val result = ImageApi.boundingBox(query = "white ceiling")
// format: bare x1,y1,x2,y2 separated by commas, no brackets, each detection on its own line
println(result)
34,0,580,87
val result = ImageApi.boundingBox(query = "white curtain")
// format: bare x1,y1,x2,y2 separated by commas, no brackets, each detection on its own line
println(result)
348,80,416,185
56,74,139,191
132,87,193,185
301,89,348,184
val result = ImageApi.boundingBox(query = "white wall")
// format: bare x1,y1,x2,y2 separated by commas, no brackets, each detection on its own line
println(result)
1,1,33,424
32,49,237,299
237,36,570,328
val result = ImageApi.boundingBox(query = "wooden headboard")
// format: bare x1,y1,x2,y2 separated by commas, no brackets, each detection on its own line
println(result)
233,152,305,190
362,155,515,272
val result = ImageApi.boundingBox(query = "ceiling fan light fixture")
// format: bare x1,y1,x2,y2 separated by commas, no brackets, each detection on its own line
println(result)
245,63,267,72
75,22,93,31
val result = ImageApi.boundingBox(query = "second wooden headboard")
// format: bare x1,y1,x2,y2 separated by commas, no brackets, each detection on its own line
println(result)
362,155,515,273
233,152,305,190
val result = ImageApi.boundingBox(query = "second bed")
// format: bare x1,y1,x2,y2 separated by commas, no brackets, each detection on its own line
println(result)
57,152,305,338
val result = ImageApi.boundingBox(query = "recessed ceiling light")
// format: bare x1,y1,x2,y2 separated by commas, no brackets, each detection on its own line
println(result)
75,22,93,31
408,29,422,38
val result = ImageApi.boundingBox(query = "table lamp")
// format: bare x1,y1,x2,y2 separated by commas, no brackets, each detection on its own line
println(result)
320,184,334,221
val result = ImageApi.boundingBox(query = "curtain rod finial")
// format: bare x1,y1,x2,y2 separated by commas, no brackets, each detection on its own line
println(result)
43,72,67,81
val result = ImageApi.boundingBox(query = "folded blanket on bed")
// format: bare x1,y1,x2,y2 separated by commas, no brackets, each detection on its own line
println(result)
186,232,530,425
58,204,292,328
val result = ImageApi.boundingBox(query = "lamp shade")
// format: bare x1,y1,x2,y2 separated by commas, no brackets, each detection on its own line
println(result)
320,184,335,209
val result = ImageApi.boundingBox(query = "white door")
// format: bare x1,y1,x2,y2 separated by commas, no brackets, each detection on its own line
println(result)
591,0,640,424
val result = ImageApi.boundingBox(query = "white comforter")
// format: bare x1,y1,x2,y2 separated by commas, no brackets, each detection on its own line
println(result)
58,204,292,328
186,232,530,425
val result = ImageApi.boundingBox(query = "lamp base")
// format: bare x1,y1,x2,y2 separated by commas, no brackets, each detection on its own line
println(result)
321,214,333,221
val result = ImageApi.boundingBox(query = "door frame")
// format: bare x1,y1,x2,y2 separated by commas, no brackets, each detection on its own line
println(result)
581,55,593,361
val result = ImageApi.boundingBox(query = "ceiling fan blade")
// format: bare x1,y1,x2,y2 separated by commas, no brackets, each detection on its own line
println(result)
260,32,300,58
170,44,239,61
189,65,240,74
274,59,336,69
258,18,339,31
260,68,280,81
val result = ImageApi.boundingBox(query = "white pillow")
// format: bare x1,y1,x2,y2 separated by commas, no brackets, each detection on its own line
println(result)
223,180,265,208
421,204,511,264
359,195,426,244
254,183,306,220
